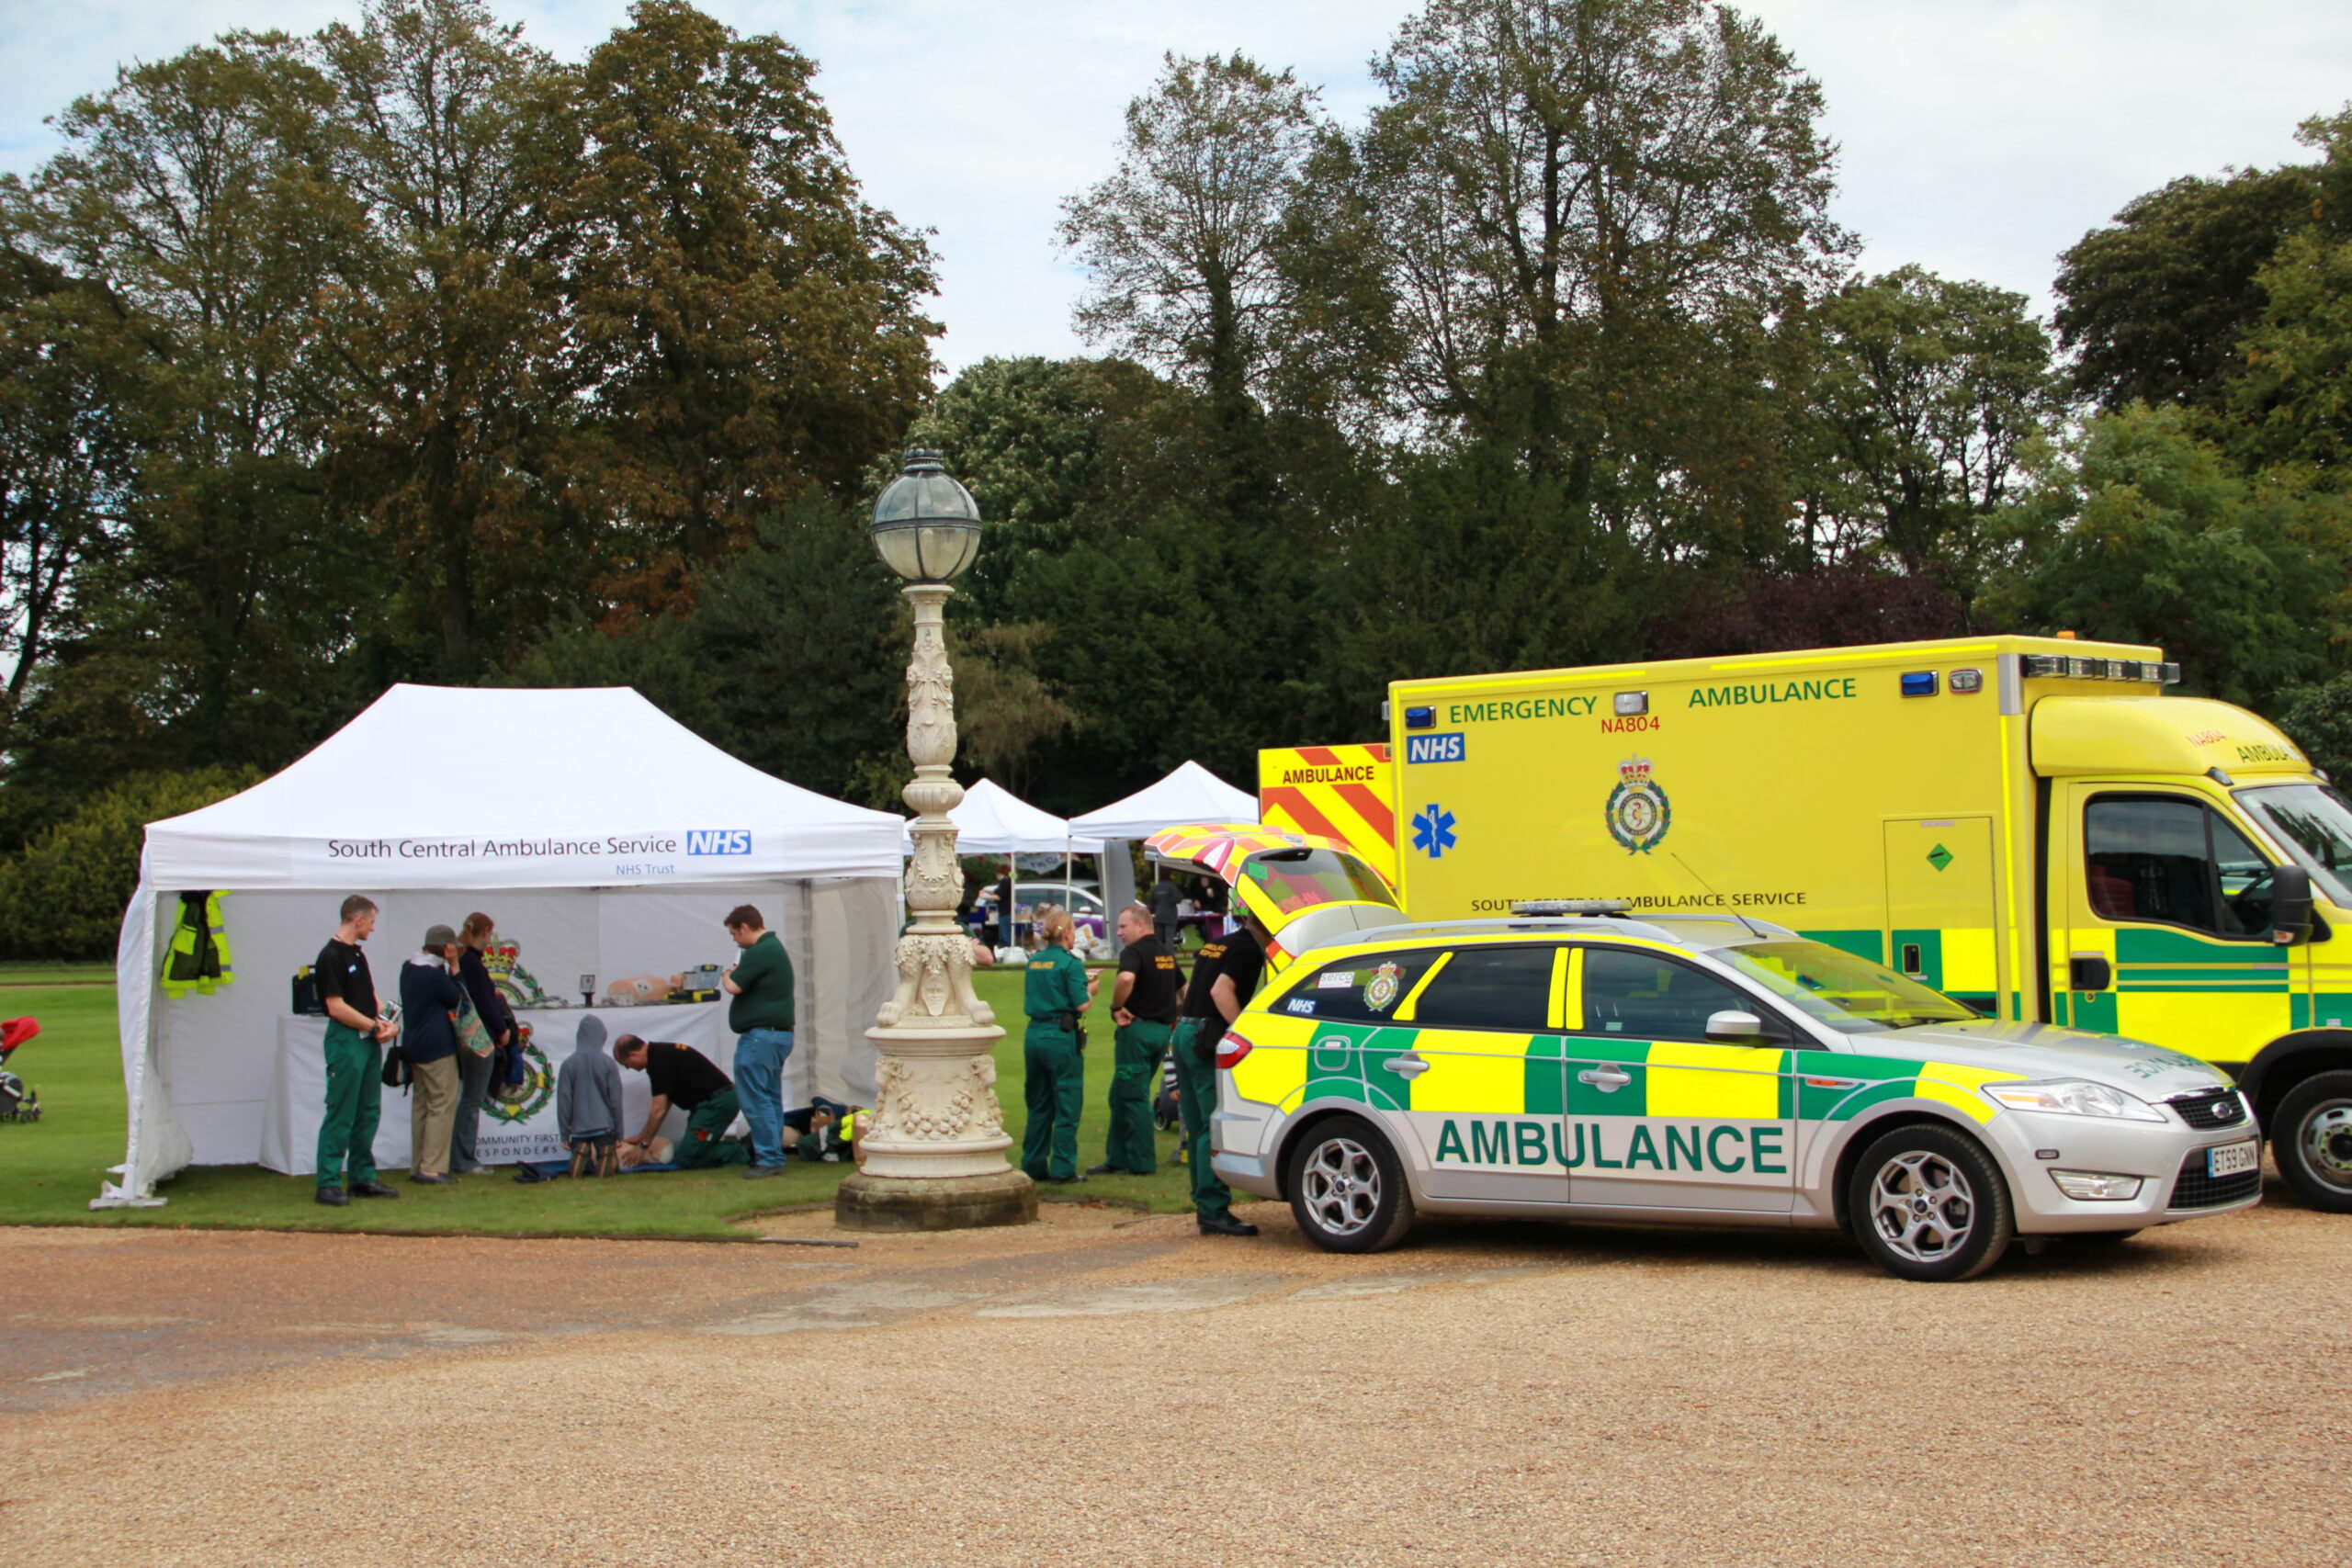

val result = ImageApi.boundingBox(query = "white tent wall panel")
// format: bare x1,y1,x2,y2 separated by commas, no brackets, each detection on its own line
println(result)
141,879,894,1170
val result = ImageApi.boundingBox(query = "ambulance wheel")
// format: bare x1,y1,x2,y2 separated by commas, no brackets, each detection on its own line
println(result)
2272,1069,2352,1213
1286,1115,1415,1254
1849,1122,2014,1282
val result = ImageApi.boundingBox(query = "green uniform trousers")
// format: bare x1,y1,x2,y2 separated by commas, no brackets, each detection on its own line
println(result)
1170,1018,1232,1220
316,1021,382,1190
1022,1021,1084,1181
673,1088,751,1168
1103,1019,1171,1174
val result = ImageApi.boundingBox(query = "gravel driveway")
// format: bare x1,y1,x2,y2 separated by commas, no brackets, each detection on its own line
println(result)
5,1184,2343,1566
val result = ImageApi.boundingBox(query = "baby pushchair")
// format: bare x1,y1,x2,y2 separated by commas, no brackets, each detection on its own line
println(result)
0,1016,40,1122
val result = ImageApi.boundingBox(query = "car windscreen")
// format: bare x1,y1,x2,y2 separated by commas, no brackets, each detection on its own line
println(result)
1711,941,1978,1032
2236,782,2352,907
1239,848,1397,919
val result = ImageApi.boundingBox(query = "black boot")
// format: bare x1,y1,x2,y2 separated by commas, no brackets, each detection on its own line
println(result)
314,1186,348,1207
350,1179,400,1199
1197,1212,1258,1236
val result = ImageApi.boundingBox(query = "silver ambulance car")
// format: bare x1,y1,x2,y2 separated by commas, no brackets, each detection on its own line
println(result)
1208,905,2263,1281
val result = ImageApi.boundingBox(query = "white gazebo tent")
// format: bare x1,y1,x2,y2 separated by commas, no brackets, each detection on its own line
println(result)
1069,761,1260,949
100,684,905,1207
934,778,1104,942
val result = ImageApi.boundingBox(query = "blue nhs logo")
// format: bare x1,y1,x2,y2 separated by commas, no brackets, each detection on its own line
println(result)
1405,731,1466,765
686,829,752,855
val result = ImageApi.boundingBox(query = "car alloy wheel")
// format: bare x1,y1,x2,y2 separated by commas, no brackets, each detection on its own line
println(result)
1298,1134,1382,1238
1868,1149,1977,1264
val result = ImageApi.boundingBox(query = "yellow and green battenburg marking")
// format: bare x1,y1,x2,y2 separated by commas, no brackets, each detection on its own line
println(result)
1231,1011,2020,1130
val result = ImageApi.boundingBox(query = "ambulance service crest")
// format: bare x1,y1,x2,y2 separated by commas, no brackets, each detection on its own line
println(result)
1605,757,1671,854
1363,961,1405,1014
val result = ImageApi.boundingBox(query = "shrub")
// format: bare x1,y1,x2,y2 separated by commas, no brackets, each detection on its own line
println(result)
0,766,260,961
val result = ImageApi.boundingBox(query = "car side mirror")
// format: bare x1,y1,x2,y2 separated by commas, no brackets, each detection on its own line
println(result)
1705,1010,1766,1043
2270,864,2314,946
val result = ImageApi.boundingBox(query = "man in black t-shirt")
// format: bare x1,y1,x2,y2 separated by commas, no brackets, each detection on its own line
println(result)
1170,909,1270,1235
312,895,401,1207
1088,904,1185,1178
614,1038,750,1168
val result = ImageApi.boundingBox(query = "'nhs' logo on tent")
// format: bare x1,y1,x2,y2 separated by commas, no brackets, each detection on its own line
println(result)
686,829,752,856
1405,732,1465,765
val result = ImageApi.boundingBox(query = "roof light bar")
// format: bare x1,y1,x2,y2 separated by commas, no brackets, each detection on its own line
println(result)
2021,654,2180,684
1510,899,1633,917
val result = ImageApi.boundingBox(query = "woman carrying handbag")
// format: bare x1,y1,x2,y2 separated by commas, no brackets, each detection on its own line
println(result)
451,912,520,1172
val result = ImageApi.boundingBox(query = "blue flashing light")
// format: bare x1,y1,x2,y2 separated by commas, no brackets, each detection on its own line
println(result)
1404,705,1437,729
1900,671,1939,698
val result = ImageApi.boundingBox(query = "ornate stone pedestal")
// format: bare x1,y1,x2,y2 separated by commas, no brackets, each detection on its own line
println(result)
837,582,1035,1231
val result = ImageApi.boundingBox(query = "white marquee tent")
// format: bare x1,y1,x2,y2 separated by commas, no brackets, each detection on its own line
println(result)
101,684,905,1207
928,777,1104,857
1069,760,1258,840
1069,761,1259,944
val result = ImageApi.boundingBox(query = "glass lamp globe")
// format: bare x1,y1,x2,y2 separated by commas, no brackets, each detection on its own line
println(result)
870,449,983,583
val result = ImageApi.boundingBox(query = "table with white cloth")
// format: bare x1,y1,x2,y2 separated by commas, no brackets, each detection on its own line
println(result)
259,999,752,1175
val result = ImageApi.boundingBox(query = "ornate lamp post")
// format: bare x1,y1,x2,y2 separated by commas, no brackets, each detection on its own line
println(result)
835,451,1035,1231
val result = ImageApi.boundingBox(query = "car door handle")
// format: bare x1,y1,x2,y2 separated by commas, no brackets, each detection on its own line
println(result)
1577,1066,1633,1090
1381,1053,1430,1079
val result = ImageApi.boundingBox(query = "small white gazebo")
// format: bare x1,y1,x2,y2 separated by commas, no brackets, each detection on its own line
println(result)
1069,762,1259,945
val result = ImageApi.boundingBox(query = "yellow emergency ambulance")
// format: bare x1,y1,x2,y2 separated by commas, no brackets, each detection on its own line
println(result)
1256,635,2352,1213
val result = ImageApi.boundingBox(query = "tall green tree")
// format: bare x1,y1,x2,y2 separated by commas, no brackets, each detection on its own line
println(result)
0,222,149,749
312,0,581,677
561,0,939,618
1799,266,2062,592
1980,405,2352,710
1351,0,1847,502
1059,52,1323,414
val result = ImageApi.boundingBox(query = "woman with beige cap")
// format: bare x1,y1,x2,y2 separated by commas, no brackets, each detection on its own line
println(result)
399,924,468,1184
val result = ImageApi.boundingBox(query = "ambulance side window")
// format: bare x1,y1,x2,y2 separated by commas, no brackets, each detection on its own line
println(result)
1286,950,1442,1025
1408,946,1557,1032
1578,948,1762,1043
2085,795,2277,940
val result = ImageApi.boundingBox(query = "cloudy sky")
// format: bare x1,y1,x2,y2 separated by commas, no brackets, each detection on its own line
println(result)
5,1,2348,374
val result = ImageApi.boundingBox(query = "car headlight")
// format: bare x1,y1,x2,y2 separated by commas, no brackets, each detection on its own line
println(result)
2049,1169,2144,1201
1982,1079,2165,1122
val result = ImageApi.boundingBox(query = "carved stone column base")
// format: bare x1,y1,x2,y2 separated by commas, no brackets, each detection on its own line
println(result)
835,1168,1036,1232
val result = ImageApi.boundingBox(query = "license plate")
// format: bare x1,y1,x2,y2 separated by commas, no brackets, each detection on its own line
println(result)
2207,1140,2258,1178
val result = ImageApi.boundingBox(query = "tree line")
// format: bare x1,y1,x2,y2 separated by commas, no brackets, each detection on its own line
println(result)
4,0,2352,954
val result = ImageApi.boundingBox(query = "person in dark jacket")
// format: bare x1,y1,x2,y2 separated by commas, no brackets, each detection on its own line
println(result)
400,925,467,1184
451,911,518,1171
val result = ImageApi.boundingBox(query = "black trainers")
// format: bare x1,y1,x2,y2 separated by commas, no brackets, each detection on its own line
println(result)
314,1186,349,1207
1197,1212,1258,1236
350,1179,400,1199
1084,1163,1127,1177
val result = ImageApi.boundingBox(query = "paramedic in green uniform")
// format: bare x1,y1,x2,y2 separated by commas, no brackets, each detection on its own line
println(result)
312,895,401,1207
1172,909,1269,1236
1021,907,1094,1184
1089,903,1182,1177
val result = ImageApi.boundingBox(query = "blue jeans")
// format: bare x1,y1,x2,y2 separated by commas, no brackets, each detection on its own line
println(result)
732,1029,794,1168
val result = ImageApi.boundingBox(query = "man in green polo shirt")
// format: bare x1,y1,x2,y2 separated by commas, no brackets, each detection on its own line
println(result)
721,904,795,1178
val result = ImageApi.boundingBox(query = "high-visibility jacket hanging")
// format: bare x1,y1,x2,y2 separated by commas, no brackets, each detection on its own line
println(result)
161,891,233,998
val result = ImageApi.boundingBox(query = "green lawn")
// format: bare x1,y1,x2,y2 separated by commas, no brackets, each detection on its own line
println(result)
0,967,1201,1236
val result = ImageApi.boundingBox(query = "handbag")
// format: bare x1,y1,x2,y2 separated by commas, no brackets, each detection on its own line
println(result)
455,993,494,1058
379,1039,412,1089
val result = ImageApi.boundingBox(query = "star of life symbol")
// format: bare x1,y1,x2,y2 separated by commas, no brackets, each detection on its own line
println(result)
1605,756,1671,854
1411,803,1458,859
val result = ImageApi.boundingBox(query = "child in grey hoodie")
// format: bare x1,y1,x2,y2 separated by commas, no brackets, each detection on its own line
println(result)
558,1014,624,1177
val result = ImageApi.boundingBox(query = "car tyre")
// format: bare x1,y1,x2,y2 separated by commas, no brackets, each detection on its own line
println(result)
1285,1114,1415,1254
1848,1122,2014,1282
2271,1068,2352,1214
